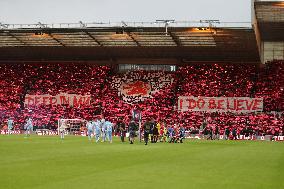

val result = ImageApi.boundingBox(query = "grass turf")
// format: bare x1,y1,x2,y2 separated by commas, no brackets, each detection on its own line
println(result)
0,135,283,189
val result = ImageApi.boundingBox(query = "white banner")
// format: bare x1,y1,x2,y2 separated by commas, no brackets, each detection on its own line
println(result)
25,93,91,107
178,96,263,113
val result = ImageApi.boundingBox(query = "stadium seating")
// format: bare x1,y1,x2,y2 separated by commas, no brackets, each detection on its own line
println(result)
0,61,283,136
0,64,27,129
177,63,258,97
255,60,284,112
0,64,111,130
176,61,283,136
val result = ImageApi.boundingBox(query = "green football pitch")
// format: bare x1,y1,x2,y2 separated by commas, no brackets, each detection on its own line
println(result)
0,135,283,189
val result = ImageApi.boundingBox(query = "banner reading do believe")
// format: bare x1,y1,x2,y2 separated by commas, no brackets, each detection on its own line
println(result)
178,96,263,113
25,93,91,107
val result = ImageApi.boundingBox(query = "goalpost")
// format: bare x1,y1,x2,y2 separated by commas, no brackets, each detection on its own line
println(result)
58,119,86,135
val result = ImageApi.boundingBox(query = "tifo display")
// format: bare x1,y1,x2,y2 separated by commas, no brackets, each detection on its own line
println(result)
0,61,283,141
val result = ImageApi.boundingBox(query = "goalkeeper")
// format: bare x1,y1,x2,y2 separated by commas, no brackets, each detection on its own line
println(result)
59,119,67,140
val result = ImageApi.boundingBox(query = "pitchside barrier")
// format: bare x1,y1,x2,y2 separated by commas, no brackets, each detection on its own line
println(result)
185,132,284,141
0,130,22,135
0,129,87,136
35,129,86,136
1,129,284,141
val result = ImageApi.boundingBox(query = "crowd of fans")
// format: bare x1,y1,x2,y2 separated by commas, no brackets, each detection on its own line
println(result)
0,61,283,137
176,63,258,98
255,61,284,112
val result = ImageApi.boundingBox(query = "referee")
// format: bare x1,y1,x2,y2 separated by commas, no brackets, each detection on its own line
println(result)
129,119,138,144
143,118,152,145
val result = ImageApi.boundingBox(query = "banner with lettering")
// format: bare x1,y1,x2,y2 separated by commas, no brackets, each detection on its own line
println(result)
25,93,91,107
178,96,263,113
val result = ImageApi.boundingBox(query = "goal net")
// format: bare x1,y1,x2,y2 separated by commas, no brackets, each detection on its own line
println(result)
58,119,85,135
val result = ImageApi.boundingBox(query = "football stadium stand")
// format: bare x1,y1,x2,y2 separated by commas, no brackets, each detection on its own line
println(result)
0,0,283,138
0,61,283,136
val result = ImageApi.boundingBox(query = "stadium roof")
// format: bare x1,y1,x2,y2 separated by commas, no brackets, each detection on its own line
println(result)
254,0,284,40
0,22,259,63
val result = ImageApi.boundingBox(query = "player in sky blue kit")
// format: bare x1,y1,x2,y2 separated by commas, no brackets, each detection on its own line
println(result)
105,120,113,143
86,120,94,141
7,117,13,135
94,118,101,143
24,117,33,137
101,118,106,142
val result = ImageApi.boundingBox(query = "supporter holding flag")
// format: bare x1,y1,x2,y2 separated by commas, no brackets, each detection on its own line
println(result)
132,107,141,122
132,106,142,141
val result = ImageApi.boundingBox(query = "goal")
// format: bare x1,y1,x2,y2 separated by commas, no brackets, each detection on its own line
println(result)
58,119,86,135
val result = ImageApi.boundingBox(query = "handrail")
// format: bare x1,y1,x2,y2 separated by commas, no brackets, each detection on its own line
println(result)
0,21,252,30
